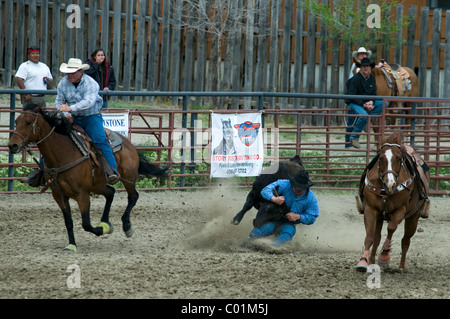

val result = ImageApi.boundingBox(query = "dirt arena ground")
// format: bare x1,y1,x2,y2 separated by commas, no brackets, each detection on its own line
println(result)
0,187,449,303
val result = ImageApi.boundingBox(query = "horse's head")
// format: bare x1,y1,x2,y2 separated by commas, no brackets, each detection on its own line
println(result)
378,132,405,194
8,102,51,154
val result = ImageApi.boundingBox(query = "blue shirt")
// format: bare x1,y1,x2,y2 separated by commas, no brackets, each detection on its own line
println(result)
55,73,103,117
261,179,319,225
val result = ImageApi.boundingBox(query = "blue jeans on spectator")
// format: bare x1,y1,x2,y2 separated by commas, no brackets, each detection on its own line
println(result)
249,222,297,247
73,114,117,170
345,100,387,146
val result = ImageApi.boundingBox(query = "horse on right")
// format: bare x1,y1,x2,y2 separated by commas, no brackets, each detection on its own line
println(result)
355,131,430,271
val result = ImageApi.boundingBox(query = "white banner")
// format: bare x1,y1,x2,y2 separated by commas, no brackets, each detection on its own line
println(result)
211,113,263,177
102,112,129,138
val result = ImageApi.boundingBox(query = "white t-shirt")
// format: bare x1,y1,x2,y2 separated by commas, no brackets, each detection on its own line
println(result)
15,60,53,90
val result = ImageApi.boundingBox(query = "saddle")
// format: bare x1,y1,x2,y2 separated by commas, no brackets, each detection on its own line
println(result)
379,62,412,96
70,125,123,169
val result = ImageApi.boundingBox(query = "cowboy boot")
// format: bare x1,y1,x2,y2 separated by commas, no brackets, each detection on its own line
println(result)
98,156,120,185
21,168,45,187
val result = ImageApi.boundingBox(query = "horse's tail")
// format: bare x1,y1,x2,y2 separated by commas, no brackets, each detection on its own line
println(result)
138,153,169,178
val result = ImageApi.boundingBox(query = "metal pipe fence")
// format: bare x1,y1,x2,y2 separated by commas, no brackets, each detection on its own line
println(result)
1,90,450,195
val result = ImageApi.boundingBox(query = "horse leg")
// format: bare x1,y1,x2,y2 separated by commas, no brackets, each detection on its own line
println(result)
232,192,255,225
98,185,116,234
77,193,107,237
51,192,77,252
356,207,378,271
121,189,139,237
378,213,402,267
399,213,420,270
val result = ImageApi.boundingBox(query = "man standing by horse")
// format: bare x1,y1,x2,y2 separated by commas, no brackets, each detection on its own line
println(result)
345,57,387,149
243,170,319,251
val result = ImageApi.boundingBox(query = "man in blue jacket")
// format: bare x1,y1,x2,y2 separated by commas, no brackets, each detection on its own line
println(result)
246,170,319,249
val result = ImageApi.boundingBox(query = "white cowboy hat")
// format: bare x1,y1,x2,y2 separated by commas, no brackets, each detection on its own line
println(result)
59,58,90,73
352,47,372,59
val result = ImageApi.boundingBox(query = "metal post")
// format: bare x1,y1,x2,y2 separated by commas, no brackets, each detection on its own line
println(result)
8,93,16,192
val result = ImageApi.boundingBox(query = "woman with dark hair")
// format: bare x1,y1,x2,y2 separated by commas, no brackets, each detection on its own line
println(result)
85,49,116,108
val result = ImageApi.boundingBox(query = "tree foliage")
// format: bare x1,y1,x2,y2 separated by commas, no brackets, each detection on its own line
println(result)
299,0,411,54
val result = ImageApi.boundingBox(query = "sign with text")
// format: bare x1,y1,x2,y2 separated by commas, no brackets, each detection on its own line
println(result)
211,113,263,178
102,112,129,138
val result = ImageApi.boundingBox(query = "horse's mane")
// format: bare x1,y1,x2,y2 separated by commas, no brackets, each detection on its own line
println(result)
23,102,73,136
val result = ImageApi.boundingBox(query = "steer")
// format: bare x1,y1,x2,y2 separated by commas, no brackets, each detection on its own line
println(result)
231,155,304,227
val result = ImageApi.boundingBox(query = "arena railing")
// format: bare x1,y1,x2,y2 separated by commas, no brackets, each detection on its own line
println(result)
1,89,450,194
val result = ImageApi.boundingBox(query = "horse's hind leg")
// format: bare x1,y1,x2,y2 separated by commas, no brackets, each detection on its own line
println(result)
122,189,139,237
99,185,116,234
399,213,420,270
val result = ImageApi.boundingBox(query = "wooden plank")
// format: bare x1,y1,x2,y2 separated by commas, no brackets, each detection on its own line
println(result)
305,12,316,109
170,0,182,96
64,0,74,62
405,5,417,70
88,0,98,55
293,2,304,108
280,0,291,109
16,0,25,67
122,0,134,101
244,0,255,109
268,0,280,108
29,0,37,47
443,11,450,116
135,0,147,100
75,0,86,61
159,0,171,92
418,6,429,98
4,0,13,86
146,0,160,97
51,0,61,81
112,0,122,84
101,0,111,54
394,5,403,64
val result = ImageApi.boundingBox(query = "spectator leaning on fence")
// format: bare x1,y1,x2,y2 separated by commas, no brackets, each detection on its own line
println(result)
15,46,53,108
85,48,116,109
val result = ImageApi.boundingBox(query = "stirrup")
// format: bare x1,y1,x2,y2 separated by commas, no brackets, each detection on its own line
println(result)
106,170,120,185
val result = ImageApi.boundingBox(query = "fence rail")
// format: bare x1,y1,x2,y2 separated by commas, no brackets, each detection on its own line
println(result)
1,90,450,195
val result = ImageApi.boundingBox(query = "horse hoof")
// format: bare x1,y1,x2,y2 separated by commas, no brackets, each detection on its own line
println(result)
356,258,368,272
378,253,390,267
231,219,240,225
125,226,134,238
63,244,77,253
98,222,113,235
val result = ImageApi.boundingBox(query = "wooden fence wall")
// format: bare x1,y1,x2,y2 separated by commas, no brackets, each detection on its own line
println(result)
1,0,450,109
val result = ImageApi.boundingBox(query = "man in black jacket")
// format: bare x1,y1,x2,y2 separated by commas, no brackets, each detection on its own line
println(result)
344,58,386,149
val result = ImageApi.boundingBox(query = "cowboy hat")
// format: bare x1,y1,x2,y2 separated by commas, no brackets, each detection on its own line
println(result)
289,170,314,190
352,47,372,59
356,57,376,69
59,58,90,73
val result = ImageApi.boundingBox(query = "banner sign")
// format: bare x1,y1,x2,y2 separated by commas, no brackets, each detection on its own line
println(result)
211,113,263,177
102,112,129,138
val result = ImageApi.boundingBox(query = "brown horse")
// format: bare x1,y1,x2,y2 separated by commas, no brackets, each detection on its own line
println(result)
371,65,419,126
356,131,430,271
8,103,168,252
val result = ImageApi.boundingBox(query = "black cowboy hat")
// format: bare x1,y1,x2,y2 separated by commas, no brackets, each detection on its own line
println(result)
356,57,376,69
289,170,314,190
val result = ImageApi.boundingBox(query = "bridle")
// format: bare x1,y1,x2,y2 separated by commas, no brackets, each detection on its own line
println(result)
12,111,55,149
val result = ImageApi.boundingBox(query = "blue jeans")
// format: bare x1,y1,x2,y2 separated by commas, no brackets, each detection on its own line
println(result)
346,100,387,144
249,222,296,247
73,114,117,170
